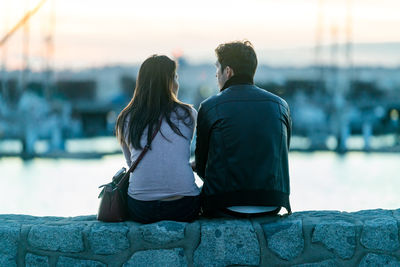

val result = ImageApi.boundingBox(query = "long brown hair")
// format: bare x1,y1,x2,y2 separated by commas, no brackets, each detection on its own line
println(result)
115,55,193,149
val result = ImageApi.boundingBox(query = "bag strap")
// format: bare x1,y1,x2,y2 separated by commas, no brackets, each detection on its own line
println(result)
116,118,163,188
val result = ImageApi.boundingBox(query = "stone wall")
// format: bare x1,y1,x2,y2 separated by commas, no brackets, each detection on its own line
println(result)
1,209,400,266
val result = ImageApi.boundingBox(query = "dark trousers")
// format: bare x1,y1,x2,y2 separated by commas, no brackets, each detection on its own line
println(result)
127,195,201,224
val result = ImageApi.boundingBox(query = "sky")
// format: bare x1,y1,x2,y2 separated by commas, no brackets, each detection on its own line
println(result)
1,0,400,69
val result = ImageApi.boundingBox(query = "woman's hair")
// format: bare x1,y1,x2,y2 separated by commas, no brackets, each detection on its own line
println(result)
115,55,193,149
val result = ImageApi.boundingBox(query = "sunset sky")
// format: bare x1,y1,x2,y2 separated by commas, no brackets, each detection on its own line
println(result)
1,0,400,69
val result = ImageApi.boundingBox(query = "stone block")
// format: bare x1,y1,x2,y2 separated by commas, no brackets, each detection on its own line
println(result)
0,215,63,225
194,220,259,266
89,223,129,255
292,211,343,219
292,211,355,227
0,223,20,257
0,214,35,222
360,217,399,251
312,220,356,259
263,219,304,260
0,254,16,267
124,248,187,267
393,209,400,221
292,259,340,267
140,221,186,245
359,253,400,267
28,224,84,252
70,215,97,221
25,253,50,267
353,209,393,219
57,256,106,267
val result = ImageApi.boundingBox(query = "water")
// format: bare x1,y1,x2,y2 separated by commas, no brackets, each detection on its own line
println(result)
289,152,400,212
0,150,399,216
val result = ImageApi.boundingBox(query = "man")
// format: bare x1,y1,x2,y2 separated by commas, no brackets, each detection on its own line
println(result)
194,40,292,217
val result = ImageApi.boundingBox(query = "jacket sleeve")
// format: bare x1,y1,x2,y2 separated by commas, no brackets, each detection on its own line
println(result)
280,100,292,150
287,106,292,149
194,103,210,179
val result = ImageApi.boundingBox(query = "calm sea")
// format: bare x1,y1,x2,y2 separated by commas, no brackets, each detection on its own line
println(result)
1,144,399,216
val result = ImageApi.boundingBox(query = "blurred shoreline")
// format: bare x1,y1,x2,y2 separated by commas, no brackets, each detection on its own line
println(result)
0,135,399,160
1,62,399,159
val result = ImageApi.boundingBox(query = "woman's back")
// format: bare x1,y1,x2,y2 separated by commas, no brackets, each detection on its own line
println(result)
116,54,200,223
122,107,200,201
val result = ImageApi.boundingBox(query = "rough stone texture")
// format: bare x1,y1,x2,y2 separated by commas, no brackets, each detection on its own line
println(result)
291,211,343,219
312,220,356,259
0,215,64,224
140,221,186,245
291,211,353,224
70,215,97,221
0,223,20,258
1,210,400,267
353,209,393,218
292,259,340,267
359,253,400,267
25,253,50,267
263,219,304,260
393,209,400,223
57,256,106,267
89,223,129,254
360,217,399,251
124,248,187,267
28,224,84,252
0,254,17,267
194,220,259,266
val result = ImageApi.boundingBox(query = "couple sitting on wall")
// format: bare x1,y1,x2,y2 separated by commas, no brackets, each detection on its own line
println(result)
115,40,292,224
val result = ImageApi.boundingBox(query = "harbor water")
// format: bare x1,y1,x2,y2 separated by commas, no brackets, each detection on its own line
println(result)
0,140,399,216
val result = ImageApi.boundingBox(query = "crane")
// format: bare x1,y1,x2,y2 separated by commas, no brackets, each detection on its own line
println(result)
0,0,54,97
0,0,48,47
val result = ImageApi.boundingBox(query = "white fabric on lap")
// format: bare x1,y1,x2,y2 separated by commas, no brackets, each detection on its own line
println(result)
227,206,279,214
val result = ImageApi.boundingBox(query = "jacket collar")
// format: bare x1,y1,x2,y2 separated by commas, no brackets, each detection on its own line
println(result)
220,74,254,92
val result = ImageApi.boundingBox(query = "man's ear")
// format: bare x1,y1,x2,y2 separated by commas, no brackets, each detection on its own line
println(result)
225,66,235,78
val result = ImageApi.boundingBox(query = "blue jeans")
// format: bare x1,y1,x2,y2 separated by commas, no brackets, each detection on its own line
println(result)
127,195,201,224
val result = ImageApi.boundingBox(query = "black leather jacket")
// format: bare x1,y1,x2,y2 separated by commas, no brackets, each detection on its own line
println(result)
195,80,292,213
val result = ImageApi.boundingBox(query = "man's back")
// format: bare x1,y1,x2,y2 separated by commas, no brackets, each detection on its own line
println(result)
195,84,292,213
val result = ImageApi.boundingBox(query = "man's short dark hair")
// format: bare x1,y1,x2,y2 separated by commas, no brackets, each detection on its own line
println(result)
215,40,258,78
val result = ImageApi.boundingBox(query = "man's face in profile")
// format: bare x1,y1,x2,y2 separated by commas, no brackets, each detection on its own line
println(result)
215,61,228,90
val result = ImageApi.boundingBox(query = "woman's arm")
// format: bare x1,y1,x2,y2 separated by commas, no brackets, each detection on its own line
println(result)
121,140,132,167
194,104,210,179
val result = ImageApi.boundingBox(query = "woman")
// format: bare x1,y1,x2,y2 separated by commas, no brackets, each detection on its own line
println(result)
115,55,200,223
